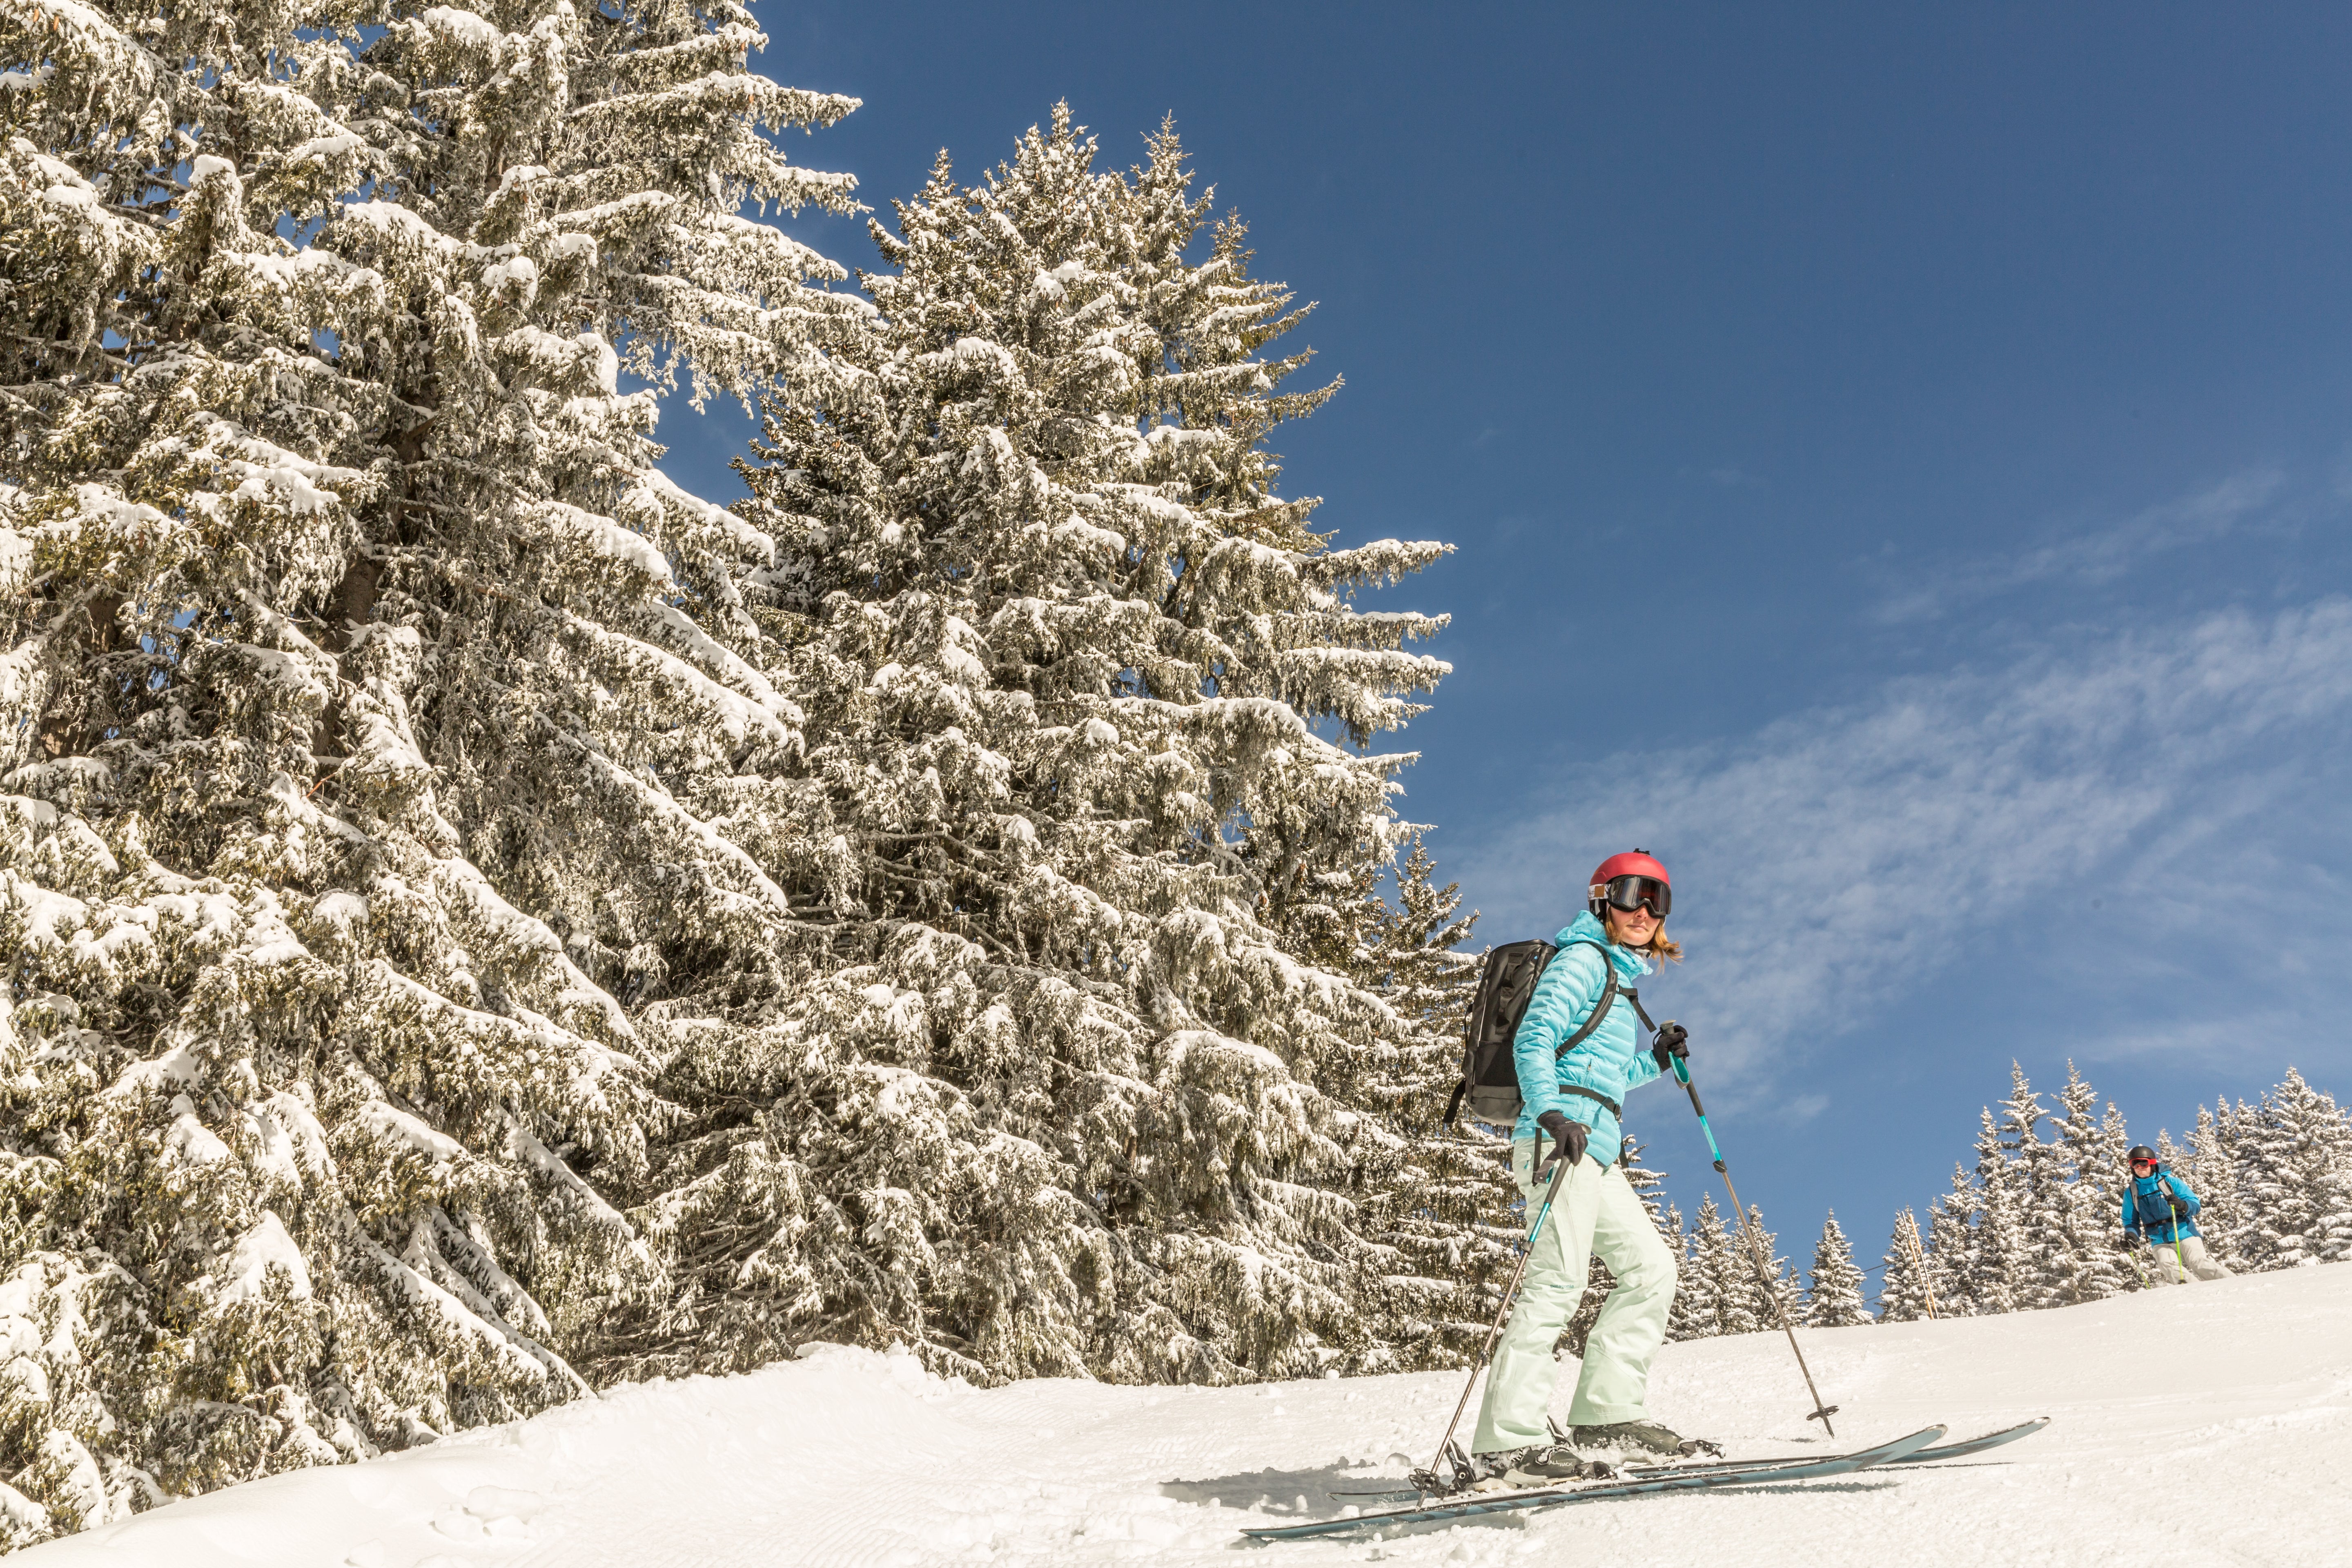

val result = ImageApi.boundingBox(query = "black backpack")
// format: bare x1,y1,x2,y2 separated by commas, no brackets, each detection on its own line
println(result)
1443,938,1646,1130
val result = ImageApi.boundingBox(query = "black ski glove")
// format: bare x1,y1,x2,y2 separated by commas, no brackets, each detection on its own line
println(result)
1536,1109,1588,1171
1651,1021,1690,1073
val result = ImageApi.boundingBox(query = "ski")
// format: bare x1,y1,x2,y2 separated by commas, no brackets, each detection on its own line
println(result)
1244,1423,1945,1541
1609,1414,2048,1481
1882,1416,2048,1465
1327,1416,2046,1503
1336,1420,2051,1504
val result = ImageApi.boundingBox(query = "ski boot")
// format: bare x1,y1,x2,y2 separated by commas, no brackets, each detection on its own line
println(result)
1408,1444,1578,1494
1495,1445,1614,1487
1562,1419,1722,1461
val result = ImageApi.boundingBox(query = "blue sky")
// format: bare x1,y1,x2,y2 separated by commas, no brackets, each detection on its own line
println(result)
662,3,2352,1284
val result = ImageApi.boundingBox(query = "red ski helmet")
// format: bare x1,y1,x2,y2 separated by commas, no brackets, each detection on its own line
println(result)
1589,849,1671,920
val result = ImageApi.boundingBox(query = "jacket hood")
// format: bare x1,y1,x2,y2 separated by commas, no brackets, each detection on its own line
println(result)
1558,910,1653,979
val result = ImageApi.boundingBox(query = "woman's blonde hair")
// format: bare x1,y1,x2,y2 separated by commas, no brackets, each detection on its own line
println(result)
1606,914,1683,964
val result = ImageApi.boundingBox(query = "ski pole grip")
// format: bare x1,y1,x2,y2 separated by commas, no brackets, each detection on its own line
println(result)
1533,1138,1578,1198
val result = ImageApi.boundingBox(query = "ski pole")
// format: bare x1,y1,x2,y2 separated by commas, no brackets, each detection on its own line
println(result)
2166,1194,2190,1284
1668,1052,1839,1436
1424,1141,1576,1486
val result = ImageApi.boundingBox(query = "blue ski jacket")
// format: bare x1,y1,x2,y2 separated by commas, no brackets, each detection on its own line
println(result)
2122,1168,2201,1244
1509,911,1657,1168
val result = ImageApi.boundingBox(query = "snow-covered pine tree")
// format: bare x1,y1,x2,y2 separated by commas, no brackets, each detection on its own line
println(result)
2234,1069,2352,1270
1658,1202,1706,1341
2047,1063,2131,1304
1738,1205,1805,1330
1625,1143,1679,1250
1803,1212,1870,1327
2182,1100,2250,1270
1683,1194,1749,1336
1991,1064,2072,1312
1876,1210,1935,1322
1344,840,1514,1369
0,0,859,1541
1926,1162,1979,1316
1679,1194,1788,1338
1965,1105,2025,1314
634,107,1454,1388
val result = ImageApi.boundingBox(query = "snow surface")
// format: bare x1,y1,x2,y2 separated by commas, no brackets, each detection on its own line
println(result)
27,1267,2348,1567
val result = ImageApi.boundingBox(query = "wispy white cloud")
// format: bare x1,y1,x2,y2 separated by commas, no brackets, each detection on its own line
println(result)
1458,598,2352,1099
1873,467,2288,623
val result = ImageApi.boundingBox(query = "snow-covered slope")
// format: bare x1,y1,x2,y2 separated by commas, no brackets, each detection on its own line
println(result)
29,1267,2348,1567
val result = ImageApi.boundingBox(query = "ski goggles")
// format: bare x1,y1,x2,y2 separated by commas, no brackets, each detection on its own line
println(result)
1592,875,1671,918
2129,1157,2158,1170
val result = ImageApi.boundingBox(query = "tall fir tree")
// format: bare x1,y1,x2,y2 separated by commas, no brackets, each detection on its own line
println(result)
1657,1202,1704,1341
2182,1100,2250,1270
1876,1211,1936,1323
1345,840,1515,1369
1624,1144,1679,1256
1964,1107,2025,1316
0,0,858,1542
2234,1069,2352,1269
1926,1162,1979,1316
1992,1064,2073,1311
636,107,1454,1388
2046,1063,2131,1304
1803,1212,1871,1328
1683,1194,1752,1336
1739,1205,1806,1331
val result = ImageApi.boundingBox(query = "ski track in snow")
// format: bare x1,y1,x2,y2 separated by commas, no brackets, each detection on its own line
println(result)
27,1267,2349,1567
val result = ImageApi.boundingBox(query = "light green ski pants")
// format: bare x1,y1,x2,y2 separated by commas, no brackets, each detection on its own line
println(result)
1471,1140,1677,1454
2145,1234,2233,1283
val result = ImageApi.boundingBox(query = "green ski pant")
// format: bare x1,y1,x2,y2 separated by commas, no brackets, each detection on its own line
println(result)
2145,1234,2232,1283
1472,1140,1677,1454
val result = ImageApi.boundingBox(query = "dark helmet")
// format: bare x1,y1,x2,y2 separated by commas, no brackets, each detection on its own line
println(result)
2127,1145,2158,1163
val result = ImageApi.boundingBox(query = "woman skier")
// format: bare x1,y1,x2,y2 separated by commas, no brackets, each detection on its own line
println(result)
2123,1145,2233,1283
1470,850,1704,1481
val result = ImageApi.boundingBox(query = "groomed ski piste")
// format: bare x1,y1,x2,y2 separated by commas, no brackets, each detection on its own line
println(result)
26,1266,2347,1567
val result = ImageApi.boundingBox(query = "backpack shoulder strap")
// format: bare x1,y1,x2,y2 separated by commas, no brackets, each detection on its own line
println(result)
1553,941,1621,1059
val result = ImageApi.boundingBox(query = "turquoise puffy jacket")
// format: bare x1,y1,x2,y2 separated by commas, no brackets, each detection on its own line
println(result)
2123,1168,2201,1244
1509,910,1658,1167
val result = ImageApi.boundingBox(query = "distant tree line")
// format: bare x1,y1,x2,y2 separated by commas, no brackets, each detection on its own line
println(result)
1599,1062,2352,1341
1875,1064,2352,1317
